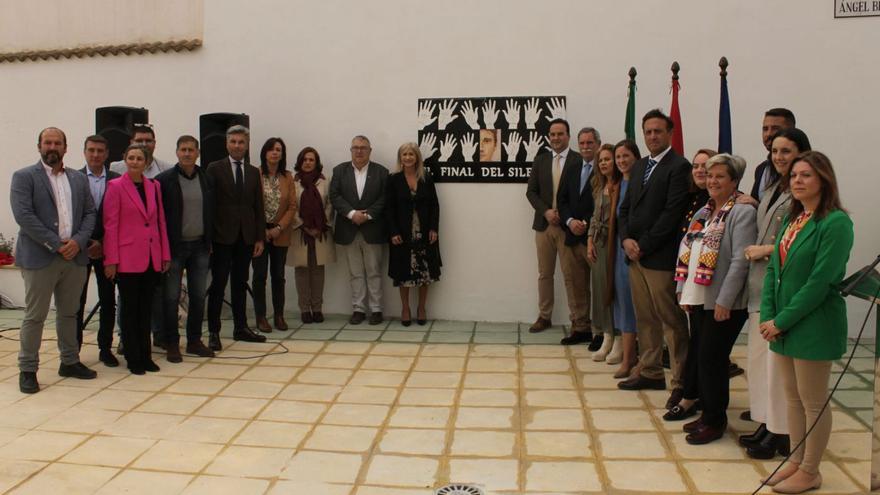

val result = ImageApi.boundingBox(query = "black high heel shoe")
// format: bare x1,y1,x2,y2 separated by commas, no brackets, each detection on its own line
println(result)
401,308,412,327
738,423,768,448
416,308,427,326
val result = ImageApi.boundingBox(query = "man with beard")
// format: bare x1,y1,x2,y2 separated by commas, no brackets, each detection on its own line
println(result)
10,127,98,393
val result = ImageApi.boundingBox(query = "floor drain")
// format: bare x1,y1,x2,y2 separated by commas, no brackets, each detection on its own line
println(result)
435,484,485,495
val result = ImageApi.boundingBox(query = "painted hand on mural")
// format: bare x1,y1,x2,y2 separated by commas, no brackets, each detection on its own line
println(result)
524,131,545,161
417,101,437,129
524,98,543,129
438,99,460,129
419,133,438,160
461,133,477,162
504,132,522,162
503,99,521,129
545,97,567,121
439,136,459,161
482,100,499,129
461,101,480,130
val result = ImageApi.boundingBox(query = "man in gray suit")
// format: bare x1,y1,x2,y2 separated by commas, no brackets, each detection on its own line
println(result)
329,135,389,325
10,127,99,393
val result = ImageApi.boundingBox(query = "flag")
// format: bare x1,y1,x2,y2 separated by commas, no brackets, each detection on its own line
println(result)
624,72,636,141
718,71,732,153
670,78,684,156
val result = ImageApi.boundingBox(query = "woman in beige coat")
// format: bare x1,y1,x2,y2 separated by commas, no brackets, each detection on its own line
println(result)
252,138,297,332
289,147,335,323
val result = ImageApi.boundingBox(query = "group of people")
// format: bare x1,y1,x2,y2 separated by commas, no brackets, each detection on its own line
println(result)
526,109,853,493
11,125,442,378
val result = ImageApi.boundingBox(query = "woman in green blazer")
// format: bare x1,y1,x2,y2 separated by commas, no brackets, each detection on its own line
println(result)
759,151,853,494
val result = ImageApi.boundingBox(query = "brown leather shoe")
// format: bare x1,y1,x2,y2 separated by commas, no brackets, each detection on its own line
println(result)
273,314,288,331
312,311,324,323
685,422,726,445
166,345,182,363
529,317,552,333
256,316,272,333
617,374,666,391
683,417,705,433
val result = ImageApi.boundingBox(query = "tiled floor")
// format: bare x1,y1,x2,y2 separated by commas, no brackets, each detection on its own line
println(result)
0,308,873,494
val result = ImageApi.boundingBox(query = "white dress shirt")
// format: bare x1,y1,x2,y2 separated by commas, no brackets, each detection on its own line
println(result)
645,146,672,182
42,161,73,240
347,162,371,220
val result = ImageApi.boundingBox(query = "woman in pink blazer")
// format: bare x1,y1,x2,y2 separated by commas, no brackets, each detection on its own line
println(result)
103,144,171,375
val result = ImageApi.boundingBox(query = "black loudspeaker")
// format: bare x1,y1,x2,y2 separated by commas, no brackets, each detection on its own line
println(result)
95,106,149,165
199,113,250,167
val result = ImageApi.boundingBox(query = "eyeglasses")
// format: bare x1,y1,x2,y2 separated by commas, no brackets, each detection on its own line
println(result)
350,146,371,152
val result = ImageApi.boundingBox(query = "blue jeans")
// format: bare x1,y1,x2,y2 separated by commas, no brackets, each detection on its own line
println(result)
162,240,210,345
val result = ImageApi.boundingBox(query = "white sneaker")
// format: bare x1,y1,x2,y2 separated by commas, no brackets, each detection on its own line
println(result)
605,336,623,364
592,334,615,361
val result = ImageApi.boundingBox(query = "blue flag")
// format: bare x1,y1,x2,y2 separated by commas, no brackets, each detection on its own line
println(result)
718,75,732,153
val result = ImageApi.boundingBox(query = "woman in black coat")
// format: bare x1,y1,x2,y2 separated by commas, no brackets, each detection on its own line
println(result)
386,142,441,326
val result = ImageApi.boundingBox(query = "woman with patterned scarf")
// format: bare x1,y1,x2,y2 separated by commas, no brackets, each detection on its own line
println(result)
668,153,757,445
290,147,336,324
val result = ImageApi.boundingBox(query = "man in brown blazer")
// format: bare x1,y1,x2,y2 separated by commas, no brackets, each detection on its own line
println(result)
525,119,591,339
205,125,266,349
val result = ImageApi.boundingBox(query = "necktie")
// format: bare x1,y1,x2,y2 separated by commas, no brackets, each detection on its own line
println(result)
234,160,243,197
643,158,658,185
551,154,561,209
580,163,590,193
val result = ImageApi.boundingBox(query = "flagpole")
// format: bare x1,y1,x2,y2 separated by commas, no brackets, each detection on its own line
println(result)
625,67,637,141
670,61,684,156
718,56,732,154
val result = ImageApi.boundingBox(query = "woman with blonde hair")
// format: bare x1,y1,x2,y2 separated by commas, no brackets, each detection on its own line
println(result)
385,143,441,325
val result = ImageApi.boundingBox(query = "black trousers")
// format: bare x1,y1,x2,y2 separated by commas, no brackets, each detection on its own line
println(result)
207,237,252,332
251,241,288,319
684,306,748,427
117,268,159,370
76,257,116,350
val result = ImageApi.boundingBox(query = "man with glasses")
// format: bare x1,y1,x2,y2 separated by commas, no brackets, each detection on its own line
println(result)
329,135,389,325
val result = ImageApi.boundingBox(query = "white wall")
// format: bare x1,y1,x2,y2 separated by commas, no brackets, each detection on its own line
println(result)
1,0,877,332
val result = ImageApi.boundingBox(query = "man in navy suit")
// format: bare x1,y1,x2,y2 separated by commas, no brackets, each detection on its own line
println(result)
10,128,99,393
76,135,120,367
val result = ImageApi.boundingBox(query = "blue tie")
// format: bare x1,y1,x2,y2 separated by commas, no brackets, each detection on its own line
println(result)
579,163,591,193
643,158,658,185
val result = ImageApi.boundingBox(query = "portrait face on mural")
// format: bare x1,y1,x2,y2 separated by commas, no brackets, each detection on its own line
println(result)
479,129,500,162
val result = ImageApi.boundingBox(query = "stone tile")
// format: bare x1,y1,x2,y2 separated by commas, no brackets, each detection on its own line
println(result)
522,373,575,389
472,333,518,344
833,390,873,409
296,368,353,385
166,377,229,395
258,400,327,423
338,330,382,341
0,427,27,447
524,408,586,431
280,450,364,483
107,374,177,392
599,432,667,459
259,351,316,367
839,461,871,492
355,488,429,495
388,406,451,428
180,475,270,495
405,372,461,388
380,331,426,342
419,344,469,357
204,445,293,478
426,332,472,343
277,383,341,402
232,421,311,448
94,469,193,494
456,407,515,429
321,403,390,427
291,330,339,340
463,372,518,389
61,436,155,467
36,406,124,434
0,431,86,461
520,345,567,357
827,431,870,460
809,461,864,494
379,428,447,455
683,461,763,493
364,455,439,487
430,320,475,332
522,358,570,373
336,385,400,405
267,481,352,495
604,460,686,492
101,411,186,439
162,417,248,444
370,343,421,356
525,431,592,458
360,355,414,371
304,425,378,452
459,389,517,407
590,409,655,431
524,390,581,408
414,356,466,372
583,389,646,409
132,440,224,472
348,370,407,387
525,461,602,492
188,363,248,380
217,380,284,399
475,322,518,333
9,463,118,495
0,460,46,493
581,372,621,389
135,393,208,415
449,458,519,491
195,397,269,419
310,354,363,369
398,388,457,406
451,430,516,457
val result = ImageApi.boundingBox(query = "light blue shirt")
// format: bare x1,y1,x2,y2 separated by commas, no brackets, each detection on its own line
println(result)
85,165,107,208
580,160,593,193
